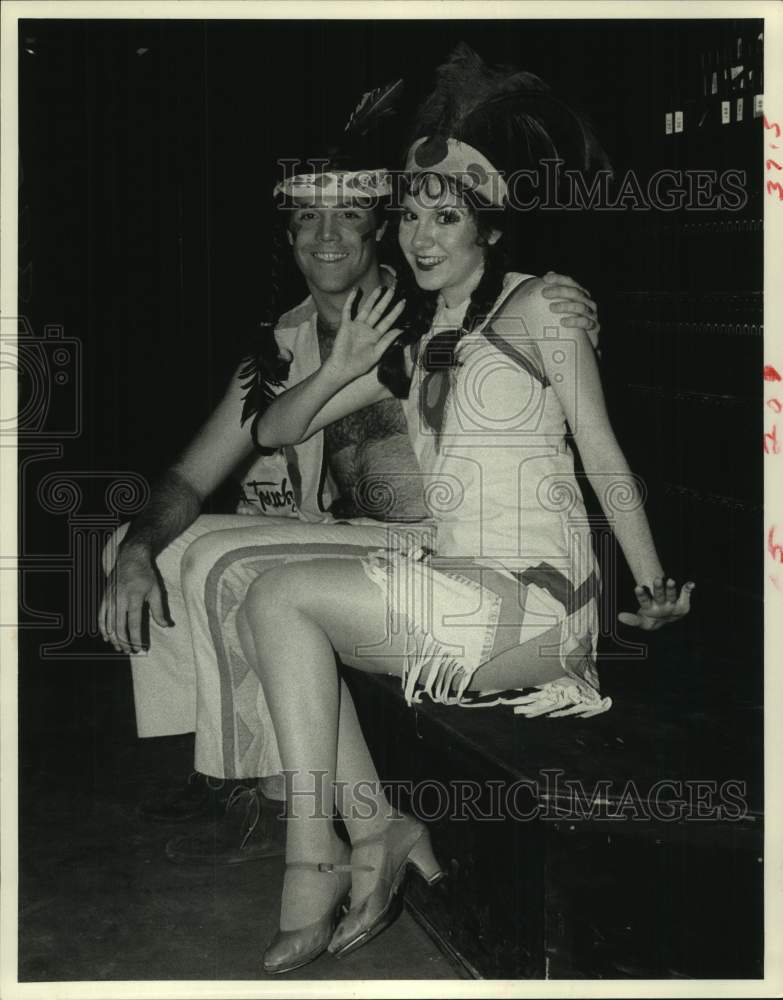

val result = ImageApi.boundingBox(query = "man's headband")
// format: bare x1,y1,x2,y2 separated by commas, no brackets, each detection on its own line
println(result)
273,168,392,202
404,136,508,207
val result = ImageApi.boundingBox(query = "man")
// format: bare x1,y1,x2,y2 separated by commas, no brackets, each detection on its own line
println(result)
100,151,601,864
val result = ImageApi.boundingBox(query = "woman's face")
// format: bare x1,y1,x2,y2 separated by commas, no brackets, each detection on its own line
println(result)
398,178,499,306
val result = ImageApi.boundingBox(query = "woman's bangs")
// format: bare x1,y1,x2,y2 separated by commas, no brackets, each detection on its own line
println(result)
400,170,464,208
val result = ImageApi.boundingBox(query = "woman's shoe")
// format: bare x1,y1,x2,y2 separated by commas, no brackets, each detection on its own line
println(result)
328,814,445,959
263,845,359,975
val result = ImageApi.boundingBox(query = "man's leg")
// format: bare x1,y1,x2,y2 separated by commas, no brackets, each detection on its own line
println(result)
168,519,429,863
102,514,280,819
179,519,426,780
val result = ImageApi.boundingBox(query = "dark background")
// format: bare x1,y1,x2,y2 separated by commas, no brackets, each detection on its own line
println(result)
15,20,764,979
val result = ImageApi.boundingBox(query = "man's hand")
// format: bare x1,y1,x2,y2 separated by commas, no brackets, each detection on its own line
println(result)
541,271,601,354
99,543,170,654
618,577,695,631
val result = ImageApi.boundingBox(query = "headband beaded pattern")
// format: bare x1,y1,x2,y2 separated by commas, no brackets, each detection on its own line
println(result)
273,168,392,201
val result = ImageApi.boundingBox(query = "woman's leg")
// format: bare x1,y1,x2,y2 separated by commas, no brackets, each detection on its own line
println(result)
236,555,577,932
468,622,568,692
334,678,395,842
235,558,406,930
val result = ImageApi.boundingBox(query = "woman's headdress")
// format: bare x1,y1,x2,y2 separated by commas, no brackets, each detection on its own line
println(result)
405,43,610,206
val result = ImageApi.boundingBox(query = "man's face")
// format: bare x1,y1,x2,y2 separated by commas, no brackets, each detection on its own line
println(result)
287,199,385,294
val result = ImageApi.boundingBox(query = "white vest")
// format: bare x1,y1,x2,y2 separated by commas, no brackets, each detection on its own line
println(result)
233,295,334,523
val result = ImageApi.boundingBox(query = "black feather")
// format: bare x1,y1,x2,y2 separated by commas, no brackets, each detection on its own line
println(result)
408,42,610,177
344,78,404,138
238,336,292,427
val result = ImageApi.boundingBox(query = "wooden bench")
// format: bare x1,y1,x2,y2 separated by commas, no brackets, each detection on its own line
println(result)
342,628,763,979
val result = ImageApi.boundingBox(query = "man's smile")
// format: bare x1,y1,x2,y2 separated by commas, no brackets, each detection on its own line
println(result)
312,251,350,263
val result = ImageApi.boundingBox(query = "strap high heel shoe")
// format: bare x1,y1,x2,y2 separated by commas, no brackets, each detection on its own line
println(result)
328,814,445,960
263,844,370,975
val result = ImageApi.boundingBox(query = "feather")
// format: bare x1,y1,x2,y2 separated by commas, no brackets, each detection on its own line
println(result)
238,341,292,426
344,78,404,137
410,43,546,141
238,354,274,426
408,42,610,177
468,89,610,174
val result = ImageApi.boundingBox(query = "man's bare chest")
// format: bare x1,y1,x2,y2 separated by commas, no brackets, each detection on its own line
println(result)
324,396,408,454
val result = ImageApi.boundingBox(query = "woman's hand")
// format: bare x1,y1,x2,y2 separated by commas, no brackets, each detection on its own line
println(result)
618,577,695,631
252,288,400,449
323,286,405,383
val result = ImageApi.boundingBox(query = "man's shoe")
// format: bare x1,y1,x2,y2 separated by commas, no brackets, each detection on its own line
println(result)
139,772,254,823
165,786,286,865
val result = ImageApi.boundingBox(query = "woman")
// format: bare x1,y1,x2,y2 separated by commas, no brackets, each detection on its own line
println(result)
239,46,694,974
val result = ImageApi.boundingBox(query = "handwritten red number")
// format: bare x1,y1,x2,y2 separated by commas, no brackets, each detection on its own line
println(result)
769,526,783,564
767,159,783,171
768,398,783,413
764,116,782,137
764,423,780,455
764,365,782,381
768,180,783,200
